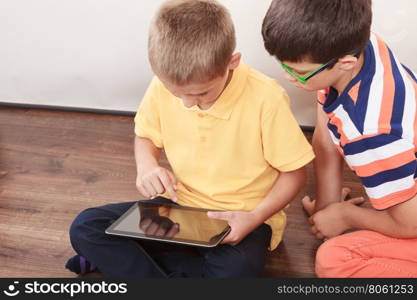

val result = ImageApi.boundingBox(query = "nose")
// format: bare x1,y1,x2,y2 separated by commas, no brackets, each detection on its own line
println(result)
182,97,198,108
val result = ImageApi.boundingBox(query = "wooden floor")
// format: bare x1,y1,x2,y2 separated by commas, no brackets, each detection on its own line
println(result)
0,107,365,278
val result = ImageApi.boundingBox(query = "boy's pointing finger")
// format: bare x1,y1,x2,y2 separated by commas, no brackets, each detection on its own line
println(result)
159,171,178,202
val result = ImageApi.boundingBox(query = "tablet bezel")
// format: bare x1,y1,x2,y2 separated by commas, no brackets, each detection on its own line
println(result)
105,201,231,247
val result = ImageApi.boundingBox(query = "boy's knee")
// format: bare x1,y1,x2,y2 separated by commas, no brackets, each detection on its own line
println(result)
315,236,354,278
70,202,136,248
69,208,106,244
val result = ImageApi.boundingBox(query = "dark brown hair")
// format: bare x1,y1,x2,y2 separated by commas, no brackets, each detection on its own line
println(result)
262,0,372,63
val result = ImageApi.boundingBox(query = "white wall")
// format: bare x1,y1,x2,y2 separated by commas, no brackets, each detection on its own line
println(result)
1,0,416,126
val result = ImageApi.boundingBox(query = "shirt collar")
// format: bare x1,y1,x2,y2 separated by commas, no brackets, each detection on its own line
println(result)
206,63,247,120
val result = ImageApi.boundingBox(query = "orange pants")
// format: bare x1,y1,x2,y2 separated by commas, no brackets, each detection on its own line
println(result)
316,230,417,277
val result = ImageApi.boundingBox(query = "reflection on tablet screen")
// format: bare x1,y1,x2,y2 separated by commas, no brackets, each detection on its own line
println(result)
107,201,230,247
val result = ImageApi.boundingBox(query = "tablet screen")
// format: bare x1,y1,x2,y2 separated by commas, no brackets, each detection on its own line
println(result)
106,201,230,247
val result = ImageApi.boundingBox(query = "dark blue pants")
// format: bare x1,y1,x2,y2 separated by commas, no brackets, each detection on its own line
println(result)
69,198,272,278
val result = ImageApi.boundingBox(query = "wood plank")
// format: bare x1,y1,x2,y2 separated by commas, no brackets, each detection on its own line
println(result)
0,107,365,277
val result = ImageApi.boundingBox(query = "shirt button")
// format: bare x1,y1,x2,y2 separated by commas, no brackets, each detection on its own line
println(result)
200,136,206,142
198,113,205,118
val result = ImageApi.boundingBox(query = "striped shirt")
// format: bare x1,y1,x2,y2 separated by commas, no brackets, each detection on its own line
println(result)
318,33,417,210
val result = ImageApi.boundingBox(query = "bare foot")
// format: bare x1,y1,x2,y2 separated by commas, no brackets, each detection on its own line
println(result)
301,195,316,216
341,187,351,201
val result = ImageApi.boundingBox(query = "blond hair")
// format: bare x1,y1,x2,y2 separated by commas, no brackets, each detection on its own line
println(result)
148,0,236,84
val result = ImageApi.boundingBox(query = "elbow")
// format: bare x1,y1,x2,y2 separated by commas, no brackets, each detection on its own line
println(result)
401,224,417,238
312,142,339,159
391,219,417,238
396,228,417,239
388,198,417,238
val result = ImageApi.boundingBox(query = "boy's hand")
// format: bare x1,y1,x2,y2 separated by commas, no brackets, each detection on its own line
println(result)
207,211,261,245
302,187,365,240
136,166,178,202
309,197,364,239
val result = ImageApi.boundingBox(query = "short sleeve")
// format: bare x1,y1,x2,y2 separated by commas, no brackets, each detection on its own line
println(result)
261,92,315,172
134,77,163,148
343,134,417,210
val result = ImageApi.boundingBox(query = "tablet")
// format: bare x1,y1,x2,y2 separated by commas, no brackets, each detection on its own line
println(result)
105,200,231,247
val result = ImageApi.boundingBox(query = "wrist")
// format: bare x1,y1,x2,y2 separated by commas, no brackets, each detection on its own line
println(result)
340,201,356,229
315,191,342,212
137,161,160,175
249,209,267,227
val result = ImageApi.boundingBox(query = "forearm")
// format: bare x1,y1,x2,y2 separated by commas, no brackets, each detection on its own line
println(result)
342,201,417,238
251,167,306,224
313,104,345,212
313,147,344,212
134,136,178,201
134,136,161,173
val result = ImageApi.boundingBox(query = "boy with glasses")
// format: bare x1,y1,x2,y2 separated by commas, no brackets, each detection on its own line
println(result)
262,0,417,277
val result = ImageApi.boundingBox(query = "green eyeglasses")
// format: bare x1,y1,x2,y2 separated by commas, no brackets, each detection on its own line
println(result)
280,50,360,84
280,58,337,84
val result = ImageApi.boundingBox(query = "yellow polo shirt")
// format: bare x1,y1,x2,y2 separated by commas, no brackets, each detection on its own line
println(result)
134,63,314,250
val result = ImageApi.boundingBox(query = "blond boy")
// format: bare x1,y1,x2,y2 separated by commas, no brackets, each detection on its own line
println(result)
66,0,314,277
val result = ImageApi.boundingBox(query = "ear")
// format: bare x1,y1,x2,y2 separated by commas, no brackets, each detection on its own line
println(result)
335,55,358,71
228,52,242,70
